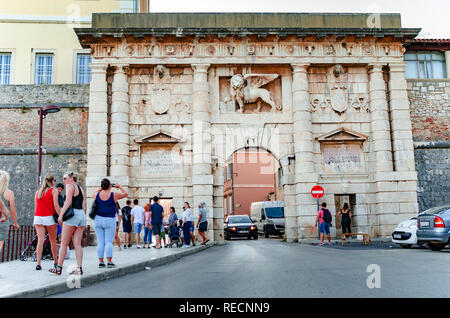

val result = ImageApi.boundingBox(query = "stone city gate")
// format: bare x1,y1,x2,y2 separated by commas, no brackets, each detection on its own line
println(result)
75,12,420,243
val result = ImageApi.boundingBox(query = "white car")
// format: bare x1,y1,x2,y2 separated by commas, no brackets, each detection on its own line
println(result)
391,216,427,248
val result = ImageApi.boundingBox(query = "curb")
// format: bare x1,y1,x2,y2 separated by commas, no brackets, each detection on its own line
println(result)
5,242,215,298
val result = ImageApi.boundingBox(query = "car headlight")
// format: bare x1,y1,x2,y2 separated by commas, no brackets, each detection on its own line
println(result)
409,224,417,230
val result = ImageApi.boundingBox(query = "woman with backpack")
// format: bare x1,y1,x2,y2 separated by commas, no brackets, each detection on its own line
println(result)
315,202,332,246
338,203,352,238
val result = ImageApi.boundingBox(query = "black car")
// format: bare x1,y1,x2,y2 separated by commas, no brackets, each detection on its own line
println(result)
224,215,258,240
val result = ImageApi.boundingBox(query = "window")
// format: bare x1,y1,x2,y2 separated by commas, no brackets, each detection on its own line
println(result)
76,53,91,84
119,0,139,12
405,51,447,79
35,53,53,84
0,53,11,84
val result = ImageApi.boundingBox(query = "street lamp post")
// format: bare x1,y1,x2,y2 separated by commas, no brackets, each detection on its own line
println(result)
38,105,61,185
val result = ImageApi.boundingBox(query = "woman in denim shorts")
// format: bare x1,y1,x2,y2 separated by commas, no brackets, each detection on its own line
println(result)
50,172,86,276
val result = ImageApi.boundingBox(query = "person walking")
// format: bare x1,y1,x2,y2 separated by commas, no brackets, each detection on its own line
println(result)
181,202,193,248
315,202,332,246
121,200,133,248
56,183,66,244
0,170,12,256
50,172,86,275
196,202,209,245
33,175,60,270
114,202,122,251
92,179,127,269
131,199,145,248
338,203,352,238
143,206,152,248
149,196,164,249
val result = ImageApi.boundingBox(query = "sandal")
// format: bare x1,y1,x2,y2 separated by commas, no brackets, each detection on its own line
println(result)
49,265,62,275
70,267,83,275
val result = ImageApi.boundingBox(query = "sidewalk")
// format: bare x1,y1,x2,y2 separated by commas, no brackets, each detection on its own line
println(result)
0,242,214,298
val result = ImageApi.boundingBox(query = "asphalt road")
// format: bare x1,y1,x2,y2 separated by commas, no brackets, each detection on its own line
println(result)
51,238,450,298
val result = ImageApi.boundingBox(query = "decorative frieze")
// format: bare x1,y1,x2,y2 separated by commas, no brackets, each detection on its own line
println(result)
90,41,405,59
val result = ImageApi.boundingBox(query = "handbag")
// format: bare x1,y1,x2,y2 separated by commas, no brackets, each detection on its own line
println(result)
89,199,98,220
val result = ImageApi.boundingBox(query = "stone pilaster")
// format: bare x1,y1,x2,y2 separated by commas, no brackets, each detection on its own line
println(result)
86,63,108,192
191,64,218,242
368,63,393,173
110,65,130,187
388,62,415,172
291,63,317,242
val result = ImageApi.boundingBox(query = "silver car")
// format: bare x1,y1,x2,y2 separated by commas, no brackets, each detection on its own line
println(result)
416,204,450,251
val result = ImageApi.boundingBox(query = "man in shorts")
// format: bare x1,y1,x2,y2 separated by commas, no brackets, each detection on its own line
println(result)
149,196,164,249
121,200,133,248
131,199,145,248
315,202,332,246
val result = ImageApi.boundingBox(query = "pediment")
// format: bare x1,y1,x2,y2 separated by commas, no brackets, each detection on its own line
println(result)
317,127,367,142
134,130,182,144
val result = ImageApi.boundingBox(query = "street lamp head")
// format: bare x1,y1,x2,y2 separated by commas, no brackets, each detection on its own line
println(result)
43,105,61,115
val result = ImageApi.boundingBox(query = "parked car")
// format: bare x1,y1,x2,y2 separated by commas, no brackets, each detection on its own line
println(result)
250,201,285,238
416,204,450,251
224,215,258,240
391,215,427,248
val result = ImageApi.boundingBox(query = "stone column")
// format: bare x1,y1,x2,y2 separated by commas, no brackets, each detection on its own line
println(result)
291,63,317,242
388,62,416,172
110,65,130,188
86,63,108,192
368,63,393,173
191,64,217,242
86,63,108,240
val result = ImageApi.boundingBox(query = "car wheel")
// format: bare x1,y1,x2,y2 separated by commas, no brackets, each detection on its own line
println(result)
264,228,269,238
417,241,427,249
225,232,230,240
400,244,412,248
429,243,445,251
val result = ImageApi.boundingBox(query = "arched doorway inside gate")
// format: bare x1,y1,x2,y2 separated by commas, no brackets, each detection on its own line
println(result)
223,147,283,218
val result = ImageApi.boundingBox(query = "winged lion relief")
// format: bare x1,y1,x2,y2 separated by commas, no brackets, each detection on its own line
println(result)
224,73,282,113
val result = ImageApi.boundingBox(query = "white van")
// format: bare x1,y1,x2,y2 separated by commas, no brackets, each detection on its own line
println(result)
250,201,285,238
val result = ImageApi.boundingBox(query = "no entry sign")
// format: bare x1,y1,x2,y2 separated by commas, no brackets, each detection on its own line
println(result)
311,185,324,199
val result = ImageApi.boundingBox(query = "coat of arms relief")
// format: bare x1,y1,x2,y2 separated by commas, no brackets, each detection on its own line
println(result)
136,65,191,122
223,73,282,113
310,64,369,116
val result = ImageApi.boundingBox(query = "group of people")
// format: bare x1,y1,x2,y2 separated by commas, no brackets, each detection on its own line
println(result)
315,202,352,246
0,170,211,276
121,198,209,250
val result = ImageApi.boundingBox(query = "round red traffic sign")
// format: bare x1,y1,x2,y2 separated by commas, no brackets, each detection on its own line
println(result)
311,185,324,199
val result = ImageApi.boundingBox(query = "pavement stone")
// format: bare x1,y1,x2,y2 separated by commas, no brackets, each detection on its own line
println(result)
0,242,214,298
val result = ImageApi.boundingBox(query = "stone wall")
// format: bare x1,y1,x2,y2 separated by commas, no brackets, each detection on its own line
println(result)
0,84,89,224
408,79,450,211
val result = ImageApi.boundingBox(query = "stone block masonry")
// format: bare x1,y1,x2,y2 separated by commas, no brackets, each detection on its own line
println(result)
0,85,89,224
408,79,450,211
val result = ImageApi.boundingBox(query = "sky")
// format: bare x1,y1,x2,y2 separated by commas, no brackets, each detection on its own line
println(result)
147,0,450,38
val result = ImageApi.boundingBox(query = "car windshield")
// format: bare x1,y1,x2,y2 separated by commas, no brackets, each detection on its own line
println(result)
228,216,251,224
422,205,450,215
265,207,284,218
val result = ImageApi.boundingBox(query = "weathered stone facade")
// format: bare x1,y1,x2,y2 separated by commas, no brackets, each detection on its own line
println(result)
73,12,421,242
408,79,450,211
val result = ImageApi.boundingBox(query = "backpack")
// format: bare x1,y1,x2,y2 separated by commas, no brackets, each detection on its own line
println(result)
322,209,332,224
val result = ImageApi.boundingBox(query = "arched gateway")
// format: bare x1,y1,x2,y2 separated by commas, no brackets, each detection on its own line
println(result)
76,13,420,243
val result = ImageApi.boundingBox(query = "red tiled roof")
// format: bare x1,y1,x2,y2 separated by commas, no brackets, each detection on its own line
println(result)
412,39,450,43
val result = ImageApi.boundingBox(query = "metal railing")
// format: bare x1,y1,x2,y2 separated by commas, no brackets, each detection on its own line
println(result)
1,224,35,262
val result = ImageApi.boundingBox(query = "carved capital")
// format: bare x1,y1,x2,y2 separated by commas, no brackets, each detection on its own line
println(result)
291,63,310,73
367,62,385,74
191,64,210,73
388,62,407,73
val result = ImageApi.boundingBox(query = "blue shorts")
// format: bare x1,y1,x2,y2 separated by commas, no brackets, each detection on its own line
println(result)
63,209,86,227
319,222,330,235
134,223,143,234
190,225,194,232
